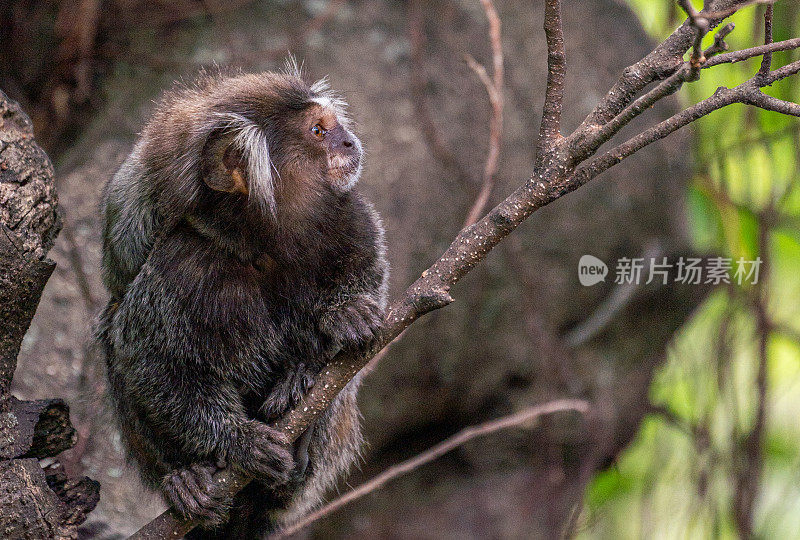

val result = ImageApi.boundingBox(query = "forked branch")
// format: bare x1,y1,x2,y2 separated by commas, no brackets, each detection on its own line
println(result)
536,0,566,162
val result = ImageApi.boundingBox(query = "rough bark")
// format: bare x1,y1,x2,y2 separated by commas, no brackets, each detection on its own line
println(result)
0,88,60,398
1,397,76,459
0,89,98,539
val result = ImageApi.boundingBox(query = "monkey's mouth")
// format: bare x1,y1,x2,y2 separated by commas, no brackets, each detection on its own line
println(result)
329,162,358,176
327,154,362,189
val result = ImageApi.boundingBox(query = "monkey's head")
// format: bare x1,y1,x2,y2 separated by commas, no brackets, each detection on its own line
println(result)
140,64,363,223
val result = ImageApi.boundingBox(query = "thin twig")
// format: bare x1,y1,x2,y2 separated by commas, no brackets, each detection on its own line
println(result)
759,4,774,75
705,37,800,68
270,399,590,539
741,91,800,116
704,23,736,58
463,0,504,227
733,203,772,537
407,0,477,191
679,0,711,80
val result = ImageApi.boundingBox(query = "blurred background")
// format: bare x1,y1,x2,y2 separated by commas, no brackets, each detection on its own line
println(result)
1,0,798,538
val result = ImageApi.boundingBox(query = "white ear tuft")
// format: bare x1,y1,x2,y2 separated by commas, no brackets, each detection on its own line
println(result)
236,124,276,216
211,112,276,216
310,76,330,94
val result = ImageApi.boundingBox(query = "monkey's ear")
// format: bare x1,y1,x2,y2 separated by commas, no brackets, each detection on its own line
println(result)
202,135,249,195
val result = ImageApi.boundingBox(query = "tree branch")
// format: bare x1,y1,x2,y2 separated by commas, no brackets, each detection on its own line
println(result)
759,4,774,74
578,0,771,131
705,36,800,67
571,57,800,189
704,22,736,58
740,90,800,116
536,0,566,161
678,0,712,80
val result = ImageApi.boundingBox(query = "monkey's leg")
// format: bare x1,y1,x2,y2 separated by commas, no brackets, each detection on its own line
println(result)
117,356,295,485
279,381,364,528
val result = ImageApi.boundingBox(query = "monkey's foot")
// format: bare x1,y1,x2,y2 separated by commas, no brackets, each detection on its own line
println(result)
319,295,384,357
162,463,233,527
258,366,316,423
230,421,295,486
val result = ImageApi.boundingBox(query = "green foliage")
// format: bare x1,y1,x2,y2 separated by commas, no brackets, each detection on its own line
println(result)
578,2,800,537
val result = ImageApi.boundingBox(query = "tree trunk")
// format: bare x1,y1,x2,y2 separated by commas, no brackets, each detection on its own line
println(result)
0,89,98,539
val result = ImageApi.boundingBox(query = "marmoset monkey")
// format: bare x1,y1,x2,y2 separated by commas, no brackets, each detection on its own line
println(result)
96,65,388,538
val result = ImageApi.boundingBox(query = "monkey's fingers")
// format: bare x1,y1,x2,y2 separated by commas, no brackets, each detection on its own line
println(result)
258,366,316,422
257,389,292,422
246,444,294,483
162,468,230,527
338,299,383,345
181,467,232,523
231,422,295,486
162,472,191,516
320,297,383,356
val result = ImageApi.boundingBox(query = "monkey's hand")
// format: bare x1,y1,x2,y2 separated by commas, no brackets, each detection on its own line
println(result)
319,294,384,358
162,463,233,527
258,364,317,423
228,421,295,486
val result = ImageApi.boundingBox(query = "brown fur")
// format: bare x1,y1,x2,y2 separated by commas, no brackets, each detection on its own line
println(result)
98,66,387,538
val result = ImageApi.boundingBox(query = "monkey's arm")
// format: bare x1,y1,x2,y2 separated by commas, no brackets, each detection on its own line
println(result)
259,242,387,423
316,251,388,358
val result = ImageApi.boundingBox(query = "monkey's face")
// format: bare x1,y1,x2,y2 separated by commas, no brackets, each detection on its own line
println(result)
301,101,363,192
259,93,364,199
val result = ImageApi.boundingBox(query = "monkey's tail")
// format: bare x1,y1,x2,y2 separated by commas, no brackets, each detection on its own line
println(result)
279,374,365,528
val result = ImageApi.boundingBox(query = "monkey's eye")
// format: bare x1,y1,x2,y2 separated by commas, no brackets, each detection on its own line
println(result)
311,124,327,138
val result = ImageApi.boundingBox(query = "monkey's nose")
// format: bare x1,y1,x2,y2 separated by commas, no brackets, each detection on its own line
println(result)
342,139,353,148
